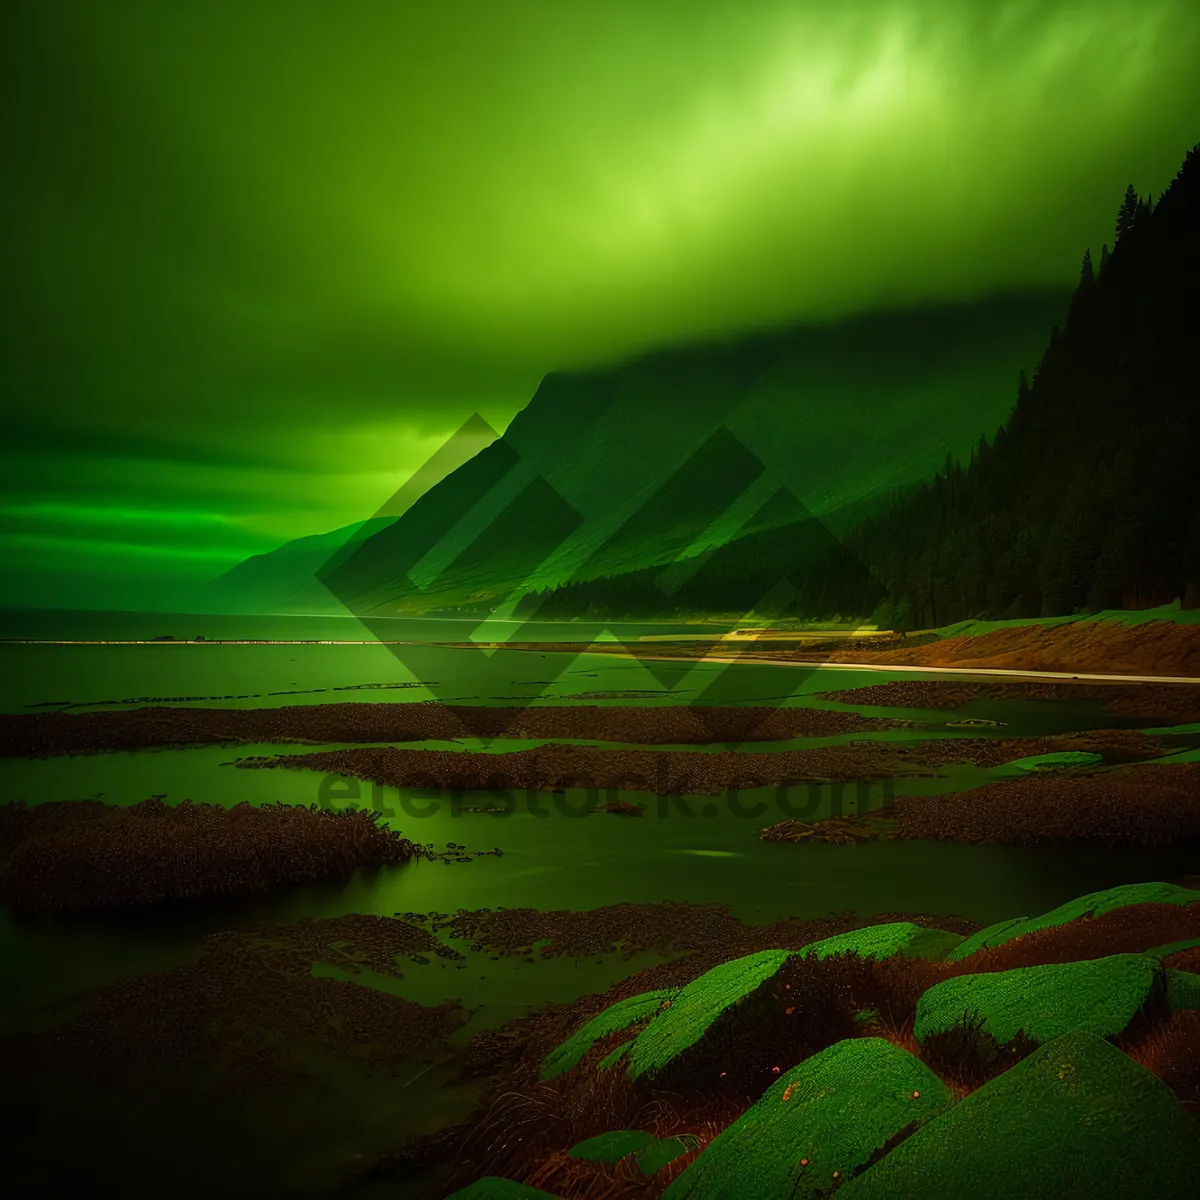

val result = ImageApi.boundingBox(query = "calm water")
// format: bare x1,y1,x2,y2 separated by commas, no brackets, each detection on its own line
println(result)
2,615,1190,1007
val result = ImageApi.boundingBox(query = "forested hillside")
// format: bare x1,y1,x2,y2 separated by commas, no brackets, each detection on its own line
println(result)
854,145,1199,629
525,145,1200,629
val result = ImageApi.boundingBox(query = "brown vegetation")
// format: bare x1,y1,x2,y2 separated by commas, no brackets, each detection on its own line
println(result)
0,701,895,758
597,799,646,816
818,679,1200,722
233,726,1176,798
888,728,1172,767
0,797,426,912
1123,1010,1200,1115
825,618,1200,677
431,902,980,964
236,742,916,795
758,762,1200,848
760,816,885,844
890,762,1200,846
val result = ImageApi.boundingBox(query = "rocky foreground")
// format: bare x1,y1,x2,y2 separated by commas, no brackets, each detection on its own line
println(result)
421,882,1200,1199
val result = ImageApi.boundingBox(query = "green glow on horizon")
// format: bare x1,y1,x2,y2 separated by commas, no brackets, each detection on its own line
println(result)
1,502,240,528
0,533,249,565
2,0,1198,607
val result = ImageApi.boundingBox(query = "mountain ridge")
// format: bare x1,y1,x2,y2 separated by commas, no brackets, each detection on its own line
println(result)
216,290,1068,616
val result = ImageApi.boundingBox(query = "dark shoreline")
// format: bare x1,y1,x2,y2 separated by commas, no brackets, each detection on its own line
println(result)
0,702,898,758
0,797,427,913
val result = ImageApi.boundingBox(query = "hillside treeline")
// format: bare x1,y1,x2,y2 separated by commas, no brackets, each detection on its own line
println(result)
522,147,1200,629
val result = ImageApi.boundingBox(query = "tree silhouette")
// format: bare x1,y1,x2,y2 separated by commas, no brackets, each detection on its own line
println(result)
1116,184,1140,243
1079,248,1094,288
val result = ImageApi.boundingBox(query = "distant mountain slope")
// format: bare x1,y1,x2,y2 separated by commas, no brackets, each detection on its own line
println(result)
205,516,395,612
205,413,499,613
518,492,886,622
313,292,1067,617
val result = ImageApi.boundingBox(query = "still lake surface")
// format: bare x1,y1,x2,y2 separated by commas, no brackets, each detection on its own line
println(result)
2,609,1192,1008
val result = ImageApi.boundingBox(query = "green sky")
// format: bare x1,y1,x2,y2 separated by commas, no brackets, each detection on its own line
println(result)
2,1,1198,609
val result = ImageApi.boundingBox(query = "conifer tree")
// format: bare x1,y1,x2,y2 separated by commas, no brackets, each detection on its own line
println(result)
1116,184,1140,242
1079,248,1094,288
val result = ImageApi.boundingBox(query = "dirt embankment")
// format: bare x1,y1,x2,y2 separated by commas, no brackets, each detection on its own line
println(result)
819,680,1200,722
235,728,1176,797
826,618,1200,678
0,702,895,759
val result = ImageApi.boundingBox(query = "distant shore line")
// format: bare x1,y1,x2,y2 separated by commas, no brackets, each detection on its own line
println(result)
4,636,1200,684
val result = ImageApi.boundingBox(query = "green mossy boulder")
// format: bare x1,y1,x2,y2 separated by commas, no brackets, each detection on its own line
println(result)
949,882,1200,960
568,1130,655,1163
1006,751,1103,772
662,1038,951,1199
838,1032,1200,1198
627,949,795,1081
540,989,675,1080
1166,966,1200,1011
596,1037,635,1071
445,1179,563,1199
915,954,1161,1046
634,1136,697,1175
1144,936,1200,960
568,1130,696,1175
799,921,963,962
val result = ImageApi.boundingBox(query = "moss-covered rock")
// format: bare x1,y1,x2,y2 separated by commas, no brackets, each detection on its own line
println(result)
1144,936,1200,960
948,882,1200,960
838,1031,1200,1198
445,1178,563,1199
596,1037,635,1072
662,1038,951,1199
1006,751,1103,772
798,921,963,963
634,1136,697,1176
540,989,676,1080
626,950,795,1081
568,1130,696,1175
567,1130,655,1163
915,954,1161,1046
1166,966,1200,1012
